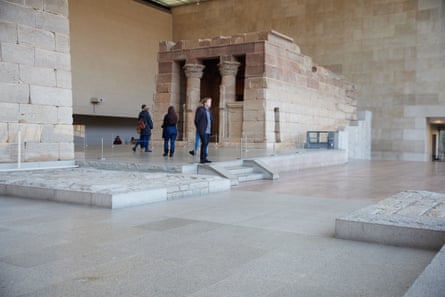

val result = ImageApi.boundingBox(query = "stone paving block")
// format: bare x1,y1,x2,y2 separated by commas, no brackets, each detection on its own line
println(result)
335,190,445,250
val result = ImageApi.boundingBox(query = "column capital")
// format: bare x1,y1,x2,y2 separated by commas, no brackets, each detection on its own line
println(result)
183,64,205,79
219,60,240,76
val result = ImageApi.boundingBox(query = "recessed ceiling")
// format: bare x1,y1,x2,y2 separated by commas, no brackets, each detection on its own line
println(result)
143,0,207,9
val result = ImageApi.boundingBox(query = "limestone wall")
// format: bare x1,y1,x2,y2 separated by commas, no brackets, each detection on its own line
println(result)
0,0,74,163
172,0,445,161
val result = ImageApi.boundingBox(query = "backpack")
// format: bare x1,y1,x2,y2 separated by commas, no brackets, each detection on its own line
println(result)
137,119,145,133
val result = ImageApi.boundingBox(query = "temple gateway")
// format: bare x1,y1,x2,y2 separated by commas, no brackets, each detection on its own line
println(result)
153,31,366,153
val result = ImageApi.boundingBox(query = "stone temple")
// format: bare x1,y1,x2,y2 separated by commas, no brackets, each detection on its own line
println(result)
153,31,366,154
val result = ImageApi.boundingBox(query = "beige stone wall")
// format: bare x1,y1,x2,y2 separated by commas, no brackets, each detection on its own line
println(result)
0,0,74,162
172,0,445,161
69,0,172,117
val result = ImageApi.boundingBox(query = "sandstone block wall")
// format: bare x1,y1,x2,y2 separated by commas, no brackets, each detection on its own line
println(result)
258,32,357,147
0,0,74,163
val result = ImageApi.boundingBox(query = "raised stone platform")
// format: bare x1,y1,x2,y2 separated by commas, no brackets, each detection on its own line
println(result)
0,168,230,209
335,190,445,250
403,244,445,297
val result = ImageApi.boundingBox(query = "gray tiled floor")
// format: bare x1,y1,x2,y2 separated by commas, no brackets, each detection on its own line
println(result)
1,149,444,296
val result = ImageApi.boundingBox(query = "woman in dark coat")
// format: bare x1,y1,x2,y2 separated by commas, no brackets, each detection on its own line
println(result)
162,106,178,157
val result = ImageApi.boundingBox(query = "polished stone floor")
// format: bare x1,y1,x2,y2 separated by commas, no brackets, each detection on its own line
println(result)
1,150,444,297
237,159,445,202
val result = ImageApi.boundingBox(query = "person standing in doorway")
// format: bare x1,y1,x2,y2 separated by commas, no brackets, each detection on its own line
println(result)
132,104,153,152
162,106,178,158
194,97,212,164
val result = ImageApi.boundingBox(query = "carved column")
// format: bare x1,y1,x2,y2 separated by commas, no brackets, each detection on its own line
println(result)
218,60,240,142
183,64,205,142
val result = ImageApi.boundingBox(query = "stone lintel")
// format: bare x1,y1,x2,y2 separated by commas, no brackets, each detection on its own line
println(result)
159,31,296,53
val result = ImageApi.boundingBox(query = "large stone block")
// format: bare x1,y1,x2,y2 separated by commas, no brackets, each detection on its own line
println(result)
0,102,19,121
0,82,29,103
0,143,15,162
0,61,19,83
26,0,44,10
58,142,74,160
0,1,35,27
35,47,70,70
55,68,71,88
19,103,58,124
57,106,72,124
0,122,6,141
18,25,55,51
1,42,34,65
30,85,72,107
19,123,43,143
0,20,17,42
55,33,69,53
36,10,69,34
43,0,68,17
19,65,56,87
23,142,57,161
41,123,72,142
5,122,19,142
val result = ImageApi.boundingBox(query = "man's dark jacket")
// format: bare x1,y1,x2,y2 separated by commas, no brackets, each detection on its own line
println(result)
194,106,212,135
138,110,153,136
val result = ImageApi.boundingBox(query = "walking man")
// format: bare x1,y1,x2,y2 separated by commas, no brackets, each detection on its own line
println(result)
132,104,153,152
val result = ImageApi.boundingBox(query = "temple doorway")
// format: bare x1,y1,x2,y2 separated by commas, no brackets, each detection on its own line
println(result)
201,58,221,143
177,60,186,141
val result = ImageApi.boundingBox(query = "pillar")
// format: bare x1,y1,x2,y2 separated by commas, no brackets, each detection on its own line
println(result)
218,60,240,142
183,64,205,142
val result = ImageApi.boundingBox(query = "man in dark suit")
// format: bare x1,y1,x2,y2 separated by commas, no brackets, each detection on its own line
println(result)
194,97,212,163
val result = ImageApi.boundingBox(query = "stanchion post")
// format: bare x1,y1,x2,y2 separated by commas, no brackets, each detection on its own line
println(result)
100,137,105,160
17,131,21,169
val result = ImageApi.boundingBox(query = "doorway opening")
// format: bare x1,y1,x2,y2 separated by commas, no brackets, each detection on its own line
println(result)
234,55,245,102
429,117,445,161
177,60,186,141
200,58,221,143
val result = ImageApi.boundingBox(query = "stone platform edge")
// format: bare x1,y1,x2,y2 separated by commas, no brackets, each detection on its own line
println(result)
335,217,445,250
403,244,445,297
0,183,167,209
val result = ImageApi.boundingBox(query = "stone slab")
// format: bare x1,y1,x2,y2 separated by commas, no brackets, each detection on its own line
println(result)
403,244,445,297
0,167,230,209
0,160,76,171
335,190,445,250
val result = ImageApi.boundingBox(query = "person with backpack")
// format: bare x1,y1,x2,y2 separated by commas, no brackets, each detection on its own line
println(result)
132,104,153,152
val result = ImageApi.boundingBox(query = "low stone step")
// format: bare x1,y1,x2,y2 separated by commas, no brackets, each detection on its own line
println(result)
226,165,256,175
238,173,266,182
